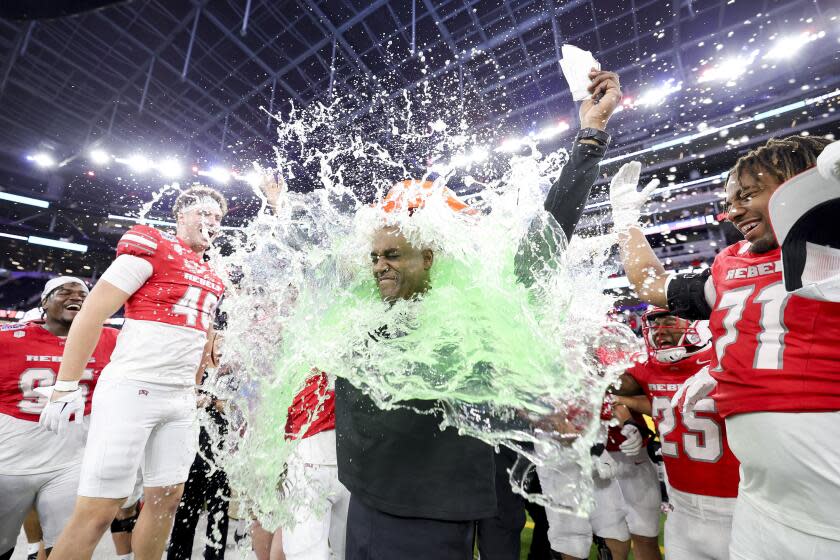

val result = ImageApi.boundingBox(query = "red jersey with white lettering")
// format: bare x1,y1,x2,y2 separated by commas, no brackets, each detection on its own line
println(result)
0,322,119,421
285,372,335,440
627,349,740,498
105,225,225,386
117,225,224,331
707,241,840,417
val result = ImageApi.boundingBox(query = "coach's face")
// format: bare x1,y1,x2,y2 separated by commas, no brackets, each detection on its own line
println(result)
370,226,433,302
724,169,780,254
43,282,88,324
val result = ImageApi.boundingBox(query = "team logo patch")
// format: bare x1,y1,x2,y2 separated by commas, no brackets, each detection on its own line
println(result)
138,389,149,396
14,331,25,338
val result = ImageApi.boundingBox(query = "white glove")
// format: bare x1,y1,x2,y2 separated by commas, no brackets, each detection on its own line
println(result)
36,387,84,435
609,161,660,232
816,140,840,183
593,451,619,480
618,423,644,456
670,366,717,414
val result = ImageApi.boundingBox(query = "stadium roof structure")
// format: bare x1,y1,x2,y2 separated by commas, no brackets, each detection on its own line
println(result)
0,0,838,279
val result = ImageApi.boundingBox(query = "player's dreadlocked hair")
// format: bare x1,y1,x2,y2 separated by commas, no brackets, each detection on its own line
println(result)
172,185,228,218
730,135,831,186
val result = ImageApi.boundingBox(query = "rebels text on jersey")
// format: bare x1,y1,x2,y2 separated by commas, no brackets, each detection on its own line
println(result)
0,322,118,474
117,224,224,330
105,225,225,386
627,349,740,498
708,241,840,417
0,322,119,420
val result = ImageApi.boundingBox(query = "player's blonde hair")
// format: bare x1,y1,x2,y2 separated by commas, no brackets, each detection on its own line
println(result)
172,185,228,218
730,135,831,187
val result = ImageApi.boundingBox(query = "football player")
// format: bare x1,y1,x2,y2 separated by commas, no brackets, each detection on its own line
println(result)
41,186,227,560
615,309,740,559
612,138,840,559
0,277,118,560
259,174,350,560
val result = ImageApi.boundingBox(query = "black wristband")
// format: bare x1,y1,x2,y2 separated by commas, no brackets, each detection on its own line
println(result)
576,127,611,147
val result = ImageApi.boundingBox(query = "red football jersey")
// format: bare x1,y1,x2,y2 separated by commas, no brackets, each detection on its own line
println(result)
285,372,335,440
707,241,840,417
627,349,740,498
0,322,119,421
117,225,224,331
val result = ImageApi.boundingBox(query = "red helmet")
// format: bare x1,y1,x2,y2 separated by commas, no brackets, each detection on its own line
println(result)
641,307,710,364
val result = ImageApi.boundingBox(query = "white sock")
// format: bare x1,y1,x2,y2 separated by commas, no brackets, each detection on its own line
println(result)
116,554,133,560
27,543,40,555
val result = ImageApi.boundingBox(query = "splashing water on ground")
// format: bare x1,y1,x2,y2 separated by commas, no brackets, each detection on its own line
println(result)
205,70,638,531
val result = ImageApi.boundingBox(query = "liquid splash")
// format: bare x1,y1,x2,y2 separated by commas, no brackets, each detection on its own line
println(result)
205,69,637,531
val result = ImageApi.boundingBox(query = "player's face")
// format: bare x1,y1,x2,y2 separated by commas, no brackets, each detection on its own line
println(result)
43,283,88,324
724,169,780,253
370,226,433,302
650,315,689,348
178,205,224,252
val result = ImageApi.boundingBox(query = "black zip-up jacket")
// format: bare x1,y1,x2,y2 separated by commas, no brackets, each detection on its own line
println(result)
335,140,608,520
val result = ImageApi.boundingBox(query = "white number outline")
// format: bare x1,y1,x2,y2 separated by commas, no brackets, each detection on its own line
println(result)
651,396,723,463
18,367,94,414
172,286,202,327
714,281,791,371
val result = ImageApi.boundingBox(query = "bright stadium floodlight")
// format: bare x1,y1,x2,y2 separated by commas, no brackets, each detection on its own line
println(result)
536,121,570,140
89,149,110,165
763,31,824,60
698,51,759,84
203,166,231,184
636,79,683,106
125,154,153,173
239,171,262,188
158,158,182,179
26,152,56,168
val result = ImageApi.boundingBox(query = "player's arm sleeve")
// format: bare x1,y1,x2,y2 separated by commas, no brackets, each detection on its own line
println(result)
99,254,153,296
795,246,840,301
514,141,606,285
665,269,714,320
543,140,607,241
795,276,840,302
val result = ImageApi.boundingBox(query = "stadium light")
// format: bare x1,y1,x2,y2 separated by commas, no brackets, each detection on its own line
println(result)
26,153,55,168
698,51,759,84
158,158,183,179
764,31,825,60
636,79,682,106
124,154,153,173
89,149,110,165
238,171,262,188
0,192,50,208
27,236,88,253
0,232,27,241
202,166,231,184
536,121,571,140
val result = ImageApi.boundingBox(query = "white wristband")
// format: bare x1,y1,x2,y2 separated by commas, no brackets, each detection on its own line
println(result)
53,379,79,392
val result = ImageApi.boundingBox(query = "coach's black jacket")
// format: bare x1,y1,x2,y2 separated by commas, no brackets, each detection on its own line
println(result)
335,140,608,520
